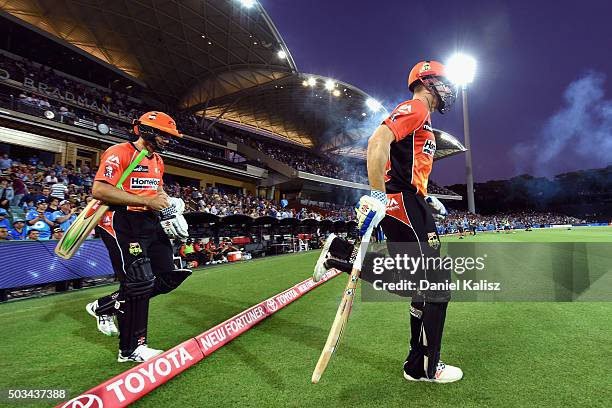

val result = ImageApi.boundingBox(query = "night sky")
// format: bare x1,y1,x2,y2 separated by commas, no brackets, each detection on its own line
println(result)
265,0,612,185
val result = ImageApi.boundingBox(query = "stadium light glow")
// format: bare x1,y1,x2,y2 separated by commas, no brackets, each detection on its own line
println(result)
446,54,476,86
238,0,256,8
365,98,382,112
277,50,287,59
302,80,309,87
332,89,341,97
307,77,317,87
324,79,336,91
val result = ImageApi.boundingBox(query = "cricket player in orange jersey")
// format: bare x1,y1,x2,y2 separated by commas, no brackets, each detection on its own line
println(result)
85,111,191,362
355,61,463,383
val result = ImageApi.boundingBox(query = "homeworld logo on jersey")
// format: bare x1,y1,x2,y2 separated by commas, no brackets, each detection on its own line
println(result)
130,178,161,189
423,139,436,156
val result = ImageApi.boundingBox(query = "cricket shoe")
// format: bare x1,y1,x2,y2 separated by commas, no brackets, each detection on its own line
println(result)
313,233,335,282
86,301,119,336
118,345,163,363
403,361,463,383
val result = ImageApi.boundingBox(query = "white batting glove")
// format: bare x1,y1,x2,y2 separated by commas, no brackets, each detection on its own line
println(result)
425,195,447,221
355,190,387,236
160,197,189,238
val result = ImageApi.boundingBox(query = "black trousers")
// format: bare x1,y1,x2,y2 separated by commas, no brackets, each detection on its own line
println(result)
95,209,174,354
97,210,174,279
378,191,450,379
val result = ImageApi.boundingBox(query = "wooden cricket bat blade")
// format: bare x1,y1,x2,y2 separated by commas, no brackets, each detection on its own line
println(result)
54,199,108,259
311,268,359,383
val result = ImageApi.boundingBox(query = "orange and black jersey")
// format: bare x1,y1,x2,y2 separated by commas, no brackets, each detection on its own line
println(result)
383,99,435,196
94,142,164,212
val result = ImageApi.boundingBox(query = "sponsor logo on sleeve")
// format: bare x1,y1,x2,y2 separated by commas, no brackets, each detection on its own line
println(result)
423,139,436,156
105,154,120,167
423,122,433,132
390,103,412,122
104,165,114,178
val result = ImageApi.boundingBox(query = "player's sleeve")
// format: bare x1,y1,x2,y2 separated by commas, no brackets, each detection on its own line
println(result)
95,145,126,185
383,102,428,142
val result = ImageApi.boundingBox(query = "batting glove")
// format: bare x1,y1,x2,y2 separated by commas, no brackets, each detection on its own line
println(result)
355,190,387,236
425,195,448,221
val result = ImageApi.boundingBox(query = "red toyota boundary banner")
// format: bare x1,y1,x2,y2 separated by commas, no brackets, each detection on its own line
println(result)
57,269,342,408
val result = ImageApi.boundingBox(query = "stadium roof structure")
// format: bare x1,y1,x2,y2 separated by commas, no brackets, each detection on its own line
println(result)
0,0,466,156
0,0,297,104
330,128,467,162
198,74,390,147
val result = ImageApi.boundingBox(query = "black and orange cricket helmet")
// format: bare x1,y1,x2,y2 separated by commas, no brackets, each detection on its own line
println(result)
407,60,457,114
133,111,182,138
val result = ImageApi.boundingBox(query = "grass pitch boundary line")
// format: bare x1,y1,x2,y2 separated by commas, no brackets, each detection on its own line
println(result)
56,269,342,408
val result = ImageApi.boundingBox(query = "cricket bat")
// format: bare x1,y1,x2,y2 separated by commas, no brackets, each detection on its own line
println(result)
54,149,149,259
311,225,374,384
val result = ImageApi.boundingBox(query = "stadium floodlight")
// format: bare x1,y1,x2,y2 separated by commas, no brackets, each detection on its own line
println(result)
238,0,256,8
307,77,317,87
365,98,382,112
277,50,287,59
324,79,336,91
447,53,477,214
446,53,476,87
332,89,341,97
302,80,309,87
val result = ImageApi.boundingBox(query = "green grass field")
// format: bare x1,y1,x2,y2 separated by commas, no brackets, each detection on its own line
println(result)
1,227,611,407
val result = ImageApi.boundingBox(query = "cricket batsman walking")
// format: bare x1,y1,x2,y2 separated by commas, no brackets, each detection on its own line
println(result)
357,61,462,382
86,111,190,362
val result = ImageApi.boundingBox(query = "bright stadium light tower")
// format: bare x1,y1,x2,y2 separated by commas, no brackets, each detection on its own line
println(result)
447,53,477,214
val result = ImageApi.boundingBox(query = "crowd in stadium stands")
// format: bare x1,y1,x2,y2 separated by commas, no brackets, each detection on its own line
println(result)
0,51,228,145
232,134,369,184
0,152,357,241
166,183,353,220
0,154,96,240
437,209,586,234
0,52,142,115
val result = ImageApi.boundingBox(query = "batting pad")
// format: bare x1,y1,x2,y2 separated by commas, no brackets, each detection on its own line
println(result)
57,269,342,408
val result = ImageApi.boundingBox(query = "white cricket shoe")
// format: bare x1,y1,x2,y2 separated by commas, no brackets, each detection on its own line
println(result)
86,301,119,336
118,345,164,363
404,361,463,383
313,233,336,282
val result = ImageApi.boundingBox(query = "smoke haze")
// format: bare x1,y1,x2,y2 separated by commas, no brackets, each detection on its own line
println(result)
513,72,612,176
